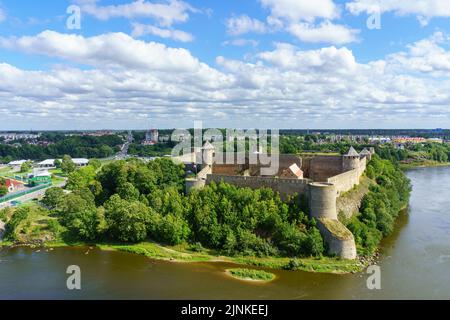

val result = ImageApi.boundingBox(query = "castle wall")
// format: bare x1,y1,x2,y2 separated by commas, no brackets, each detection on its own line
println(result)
302,156,343,181
327,156,367,195
206,175,310,200
185,166,211,193
185,178,206,193
212,164,246,176
212,153,302,177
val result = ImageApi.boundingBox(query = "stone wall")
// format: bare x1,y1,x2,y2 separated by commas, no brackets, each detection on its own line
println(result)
206,174,310,200
212,164,246,176
327,157,366,195
317,218,357,260
302,156,343,182
212,153,302,177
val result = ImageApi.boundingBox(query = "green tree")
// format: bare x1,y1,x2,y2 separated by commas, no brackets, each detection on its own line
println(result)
157,214,190,245
66,165,98,192
61,155,76,174
0,186,7,197
104,195,152,242
20,161,32,173
305,226,324,257
54,159,62,169
60,190,105,240
42,187,65,210
0,177,7,197
89,159,102,170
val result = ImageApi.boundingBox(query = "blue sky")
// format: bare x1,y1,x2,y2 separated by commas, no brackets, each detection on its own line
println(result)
0,0,450,130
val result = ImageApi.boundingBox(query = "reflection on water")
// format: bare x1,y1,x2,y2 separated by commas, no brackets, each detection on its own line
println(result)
1,167,450,300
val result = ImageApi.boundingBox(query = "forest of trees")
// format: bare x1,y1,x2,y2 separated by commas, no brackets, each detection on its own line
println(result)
35,158,325,258
0,135,123,163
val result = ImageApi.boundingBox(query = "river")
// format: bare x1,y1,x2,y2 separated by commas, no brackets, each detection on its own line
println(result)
1,167,449,300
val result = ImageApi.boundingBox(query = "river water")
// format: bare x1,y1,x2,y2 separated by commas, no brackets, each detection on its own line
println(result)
1,167,449,300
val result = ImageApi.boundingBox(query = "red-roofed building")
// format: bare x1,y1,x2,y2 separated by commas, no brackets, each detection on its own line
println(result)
5,179,25,193
280,163,304,179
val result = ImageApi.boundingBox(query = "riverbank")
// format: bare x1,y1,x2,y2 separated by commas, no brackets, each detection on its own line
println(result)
399,160,450,170
0,239,365,274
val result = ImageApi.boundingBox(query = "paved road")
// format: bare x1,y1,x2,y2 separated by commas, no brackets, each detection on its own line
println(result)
0,181,66,209
115,131,133,160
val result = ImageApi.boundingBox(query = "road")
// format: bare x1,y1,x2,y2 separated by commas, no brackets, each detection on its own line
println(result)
0,181,66,209
116,131,133,160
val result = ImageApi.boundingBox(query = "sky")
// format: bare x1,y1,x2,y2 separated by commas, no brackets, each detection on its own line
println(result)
0,0,450,130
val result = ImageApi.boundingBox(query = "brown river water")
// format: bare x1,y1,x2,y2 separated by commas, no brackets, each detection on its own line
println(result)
1,167,450,300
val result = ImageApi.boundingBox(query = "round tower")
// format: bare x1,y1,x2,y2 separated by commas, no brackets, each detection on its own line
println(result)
309,182,337,220
201,141,215,166
342,146,360,172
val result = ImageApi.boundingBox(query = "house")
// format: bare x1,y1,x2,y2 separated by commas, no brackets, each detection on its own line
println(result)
5,179,25,193
37,158,89,168
8,160,27,168
280,163,304,179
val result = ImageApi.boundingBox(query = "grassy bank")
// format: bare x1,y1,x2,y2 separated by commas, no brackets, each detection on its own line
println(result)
399,160,450,170
0,237,365,274
227,268,276,282
42,240,364,274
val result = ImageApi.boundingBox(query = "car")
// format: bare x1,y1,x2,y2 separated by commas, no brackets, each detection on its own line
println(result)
11,200,22,207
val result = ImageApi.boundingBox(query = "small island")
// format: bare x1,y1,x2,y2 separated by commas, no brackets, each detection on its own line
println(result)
227,268,276,282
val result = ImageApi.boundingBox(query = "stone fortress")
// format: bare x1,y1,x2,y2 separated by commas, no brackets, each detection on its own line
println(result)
182,143,375,260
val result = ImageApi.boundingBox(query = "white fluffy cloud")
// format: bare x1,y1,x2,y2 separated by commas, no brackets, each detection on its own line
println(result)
288,21,359,45
346,0,450,26
258,43,357,72
77,0,197,27
255,0,358,44
1,31,450,128
260,0,339,23
226,15,267,36
0,31,204,72
388,32,450,74
131,23,194,42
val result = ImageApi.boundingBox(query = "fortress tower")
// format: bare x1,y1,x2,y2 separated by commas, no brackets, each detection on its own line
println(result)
202,141,215,166
342,146,360,172
360,148,372,161
309,182,338,220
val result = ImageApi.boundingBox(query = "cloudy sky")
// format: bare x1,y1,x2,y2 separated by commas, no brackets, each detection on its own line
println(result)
0,0,449,130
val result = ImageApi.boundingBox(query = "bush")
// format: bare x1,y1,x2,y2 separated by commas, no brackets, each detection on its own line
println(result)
283,259,307,270
188,242,204,252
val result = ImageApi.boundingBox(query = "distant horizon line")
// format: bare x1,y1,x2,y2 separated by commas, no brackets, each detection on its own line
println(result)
0,128,448,132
